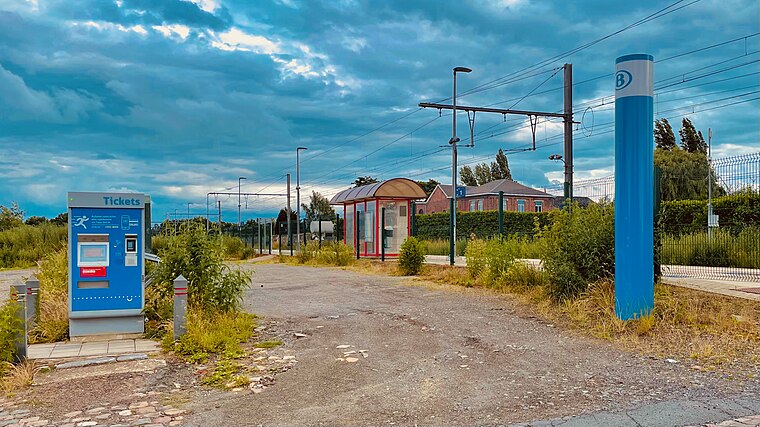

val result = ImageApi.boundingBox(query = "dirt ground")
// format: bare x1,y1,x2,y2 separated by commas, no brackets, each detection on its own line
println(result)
182,263,759,426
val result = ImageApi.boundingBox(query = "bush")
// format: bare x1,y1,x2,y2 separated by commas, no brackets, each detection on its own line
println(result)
0,224,67,268
146,225,252,320
398,237,425,275
415,211,550,240
539,203,615,300
660,189,760,235
420,238,468,256
0,298,21,363
29,249,69,343
464,237,517,286
220,235,246,260
315,242,355,266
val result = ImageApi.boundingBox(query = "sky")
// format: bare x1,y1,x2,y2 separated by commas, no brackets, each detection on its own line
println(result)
0,0,758,223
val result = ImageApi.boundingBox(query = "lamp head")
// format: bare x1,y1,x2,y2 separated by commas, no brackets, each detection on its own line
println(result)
548,154,563,161
449,136,460,145
454,67,472,73
297,146,308,151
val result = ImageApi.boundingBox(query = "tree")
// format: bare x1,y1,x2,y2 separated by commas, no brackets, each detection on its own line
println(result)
474,163,493,186
655,118,677,151
353,176,379,188
655,148,725,201
415,179,440,197
493,148,512,181
679,118,707,154
0,202,24,231
459,166,478,186
50,212,68,226
301,191,336,224
25,216,47,226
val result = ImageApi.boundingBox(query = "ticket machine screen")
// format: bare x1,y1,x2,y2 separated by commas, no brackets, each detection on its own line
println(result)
78,241,110,267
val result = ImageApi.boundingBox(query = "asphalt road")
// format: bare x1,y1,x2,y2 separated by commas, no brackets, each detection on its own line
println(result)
182,263,758,426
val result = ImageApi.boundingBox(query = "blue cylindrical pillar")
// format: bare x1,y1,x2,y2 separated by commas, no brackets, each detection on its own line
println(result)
614,54,654,321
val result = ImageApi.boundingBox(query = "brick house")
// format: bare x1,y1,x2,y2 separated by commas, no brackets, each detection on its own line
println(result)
416,179,555,214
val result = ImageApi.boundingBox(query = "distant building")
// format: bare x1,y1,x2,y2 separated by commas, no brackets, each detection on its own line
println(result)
416,179,555,214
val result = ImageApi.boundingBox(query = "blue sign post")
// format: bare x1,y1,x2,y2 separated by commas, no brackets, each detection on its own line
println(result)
614,54,654,320
68,192,147,336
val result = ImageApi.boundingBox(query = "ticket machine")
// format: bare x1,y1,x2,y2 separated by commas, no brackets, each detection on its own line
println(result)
68,192,147,336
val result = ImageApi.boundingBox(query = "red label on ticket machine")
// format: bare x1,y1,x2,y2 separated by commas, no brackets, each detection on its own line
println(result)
80,267,107,277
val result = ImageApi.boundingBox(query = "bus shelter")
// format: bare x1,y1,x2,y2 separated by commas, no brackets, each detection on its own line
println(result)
330,178,426,257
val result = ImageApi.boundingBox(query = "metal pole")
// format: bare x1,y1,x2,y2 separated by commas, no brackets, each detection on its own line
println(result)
498,191,504,237
381,207,386,262
410,202,416,236
259,219,263,254
269,220,272,254
287,173,292,256
296,148,308,252
318,216,322,249
206,194,210,233
217,200,222,234
450,69,458,266
238,177,245,237
707,128,713,239
356,215,360,260
563,63,574,205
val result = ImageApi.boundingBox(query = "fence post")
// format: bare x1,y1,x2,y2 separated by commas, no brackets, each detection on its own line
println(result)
318,217,322,249
381,208,386,262
498,191,504,237
173,275,188,340
11,284,27,361
336,214,341,242
268,221,272,255
25,279,40,331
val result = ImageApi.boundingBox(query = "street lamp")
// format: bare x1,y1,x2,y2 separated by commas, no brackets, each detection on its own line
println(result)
238,176,246,237
174,209,179,235
296,147,308,252
450,66,472,266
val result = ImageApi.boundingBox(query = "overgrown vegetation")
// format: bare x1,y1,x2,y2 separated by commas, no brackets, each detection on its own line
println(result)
295,241,355,267
0,224,67,268
398,237,425,275
148,225,255,388
0,297,21,364
29,249,69,343
538,203,615,300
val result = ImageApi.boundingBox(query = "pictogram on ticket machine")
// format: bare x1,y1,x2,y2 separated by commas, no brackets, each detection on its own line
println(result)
68,192,148,336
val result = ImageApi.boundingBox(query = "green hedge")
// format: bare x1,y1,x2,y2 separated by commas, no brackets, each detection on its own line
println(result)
660,190,759,235
414,211,550,240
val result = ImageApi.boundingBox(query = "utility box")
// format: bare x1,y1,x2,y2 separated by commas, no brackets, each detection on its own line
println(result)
68,192,147,337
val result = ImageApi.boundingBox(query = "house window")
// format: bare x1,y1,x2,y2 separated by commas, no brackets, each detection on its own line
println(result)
469,200,476,212
399,205,407,217
502,198,508,211
517,199,525,212
477,199,483,211
535,200,543,212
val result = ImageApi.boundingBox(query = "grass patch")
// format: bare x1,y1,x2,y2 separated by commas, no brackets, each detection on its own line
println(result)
253,340,282,349
166,311,257,364
29,248,69,343
0,360,39,395
200,359,250,388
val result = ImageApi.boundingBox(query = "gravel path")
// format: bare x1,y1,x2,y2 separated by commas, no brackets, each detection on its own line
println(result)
184,263,759,426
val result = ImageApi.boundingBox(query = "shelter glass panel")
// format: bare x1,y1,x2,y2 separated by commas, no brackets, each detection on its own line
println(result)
345,203,354,249
365,201,376,254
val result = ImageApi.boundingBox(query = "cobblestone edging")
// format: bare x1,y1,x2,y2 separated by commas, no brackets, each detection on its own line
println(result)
686,414,760,427
0,396,187,427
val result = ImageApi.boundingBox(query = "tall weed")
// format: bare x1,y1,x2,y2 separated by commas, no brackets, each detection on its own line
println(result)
29,249,69,343
0,224,67,268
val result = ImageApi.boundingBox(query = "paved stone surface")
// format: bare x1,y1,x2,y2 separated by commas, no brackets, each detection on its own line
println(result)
28,339,160,359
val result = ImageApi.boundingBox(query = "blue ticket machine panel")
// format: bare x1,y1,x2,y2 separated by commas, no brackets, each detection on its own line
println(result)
68,192,146,336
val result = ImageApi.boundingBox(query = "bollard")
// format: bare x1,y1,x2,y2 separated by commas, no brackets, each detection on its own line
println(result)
25,279,40,331
173,275,188,340
11,284,27,361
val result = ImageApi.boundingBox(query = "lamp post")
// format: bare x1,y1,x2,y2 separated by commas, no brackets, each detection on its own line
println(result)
174,209,179,235
450,66,471,266
296,147,308,252
238,176,246,237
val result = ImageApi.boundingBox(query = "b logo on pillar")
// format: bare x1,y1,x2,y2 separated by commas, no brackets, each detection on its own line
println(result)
615,70,632,90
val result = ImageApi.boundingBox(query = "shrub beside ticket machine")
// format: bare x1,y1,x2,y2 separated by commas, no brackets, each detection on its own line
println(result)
68,192,148,336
